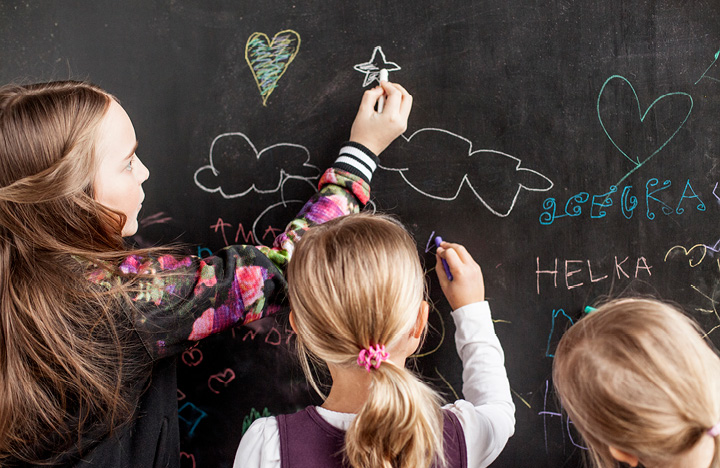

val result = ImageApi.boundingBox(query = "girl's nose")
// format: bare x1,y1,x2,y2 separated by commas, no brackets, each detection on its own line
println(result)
136,156,150,182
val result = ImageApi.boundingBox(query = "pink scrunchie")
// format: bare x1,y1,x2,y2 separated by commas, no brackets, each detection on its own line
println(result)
357,344,389,371
708,422,720,437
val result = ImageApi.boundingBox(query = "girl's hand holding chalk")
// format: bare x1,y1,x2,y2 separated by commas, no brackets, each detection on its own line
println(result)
434,236,453,281
435,240,485,310
349,80,412,156
377,68,389,113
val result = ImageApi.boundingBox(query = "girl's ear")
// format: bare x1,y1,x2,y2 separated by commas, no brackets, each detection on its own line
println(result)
609,446,639,467
288,311,298,334
412,301,429,339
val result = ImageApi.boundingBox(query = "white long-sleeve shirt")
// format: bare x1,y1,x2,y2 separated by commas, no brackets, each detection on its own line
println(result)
234,301,515,468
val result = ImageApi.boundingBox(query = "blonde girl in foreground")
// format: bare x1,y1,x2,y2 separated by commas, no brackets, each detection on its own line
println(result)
235,213,515,468
553,298,720,468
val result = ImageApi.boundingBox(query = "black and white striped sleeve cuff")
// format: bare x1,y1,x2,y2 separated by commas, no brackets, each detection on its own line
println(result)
331,142,379,184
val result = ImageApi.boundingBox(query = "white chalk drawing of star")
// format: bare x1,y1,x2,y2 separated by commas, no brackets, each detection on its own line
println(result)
353,46,401,87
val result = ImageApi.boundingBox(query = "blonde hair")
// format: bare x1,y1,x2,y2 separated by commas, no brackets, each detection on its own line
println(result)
287,213,446,468
0,81,160,463
553,298,720,467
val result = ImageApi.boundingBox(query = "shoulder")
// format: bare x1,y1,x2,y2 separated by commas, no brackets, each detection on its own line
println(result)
234,416,280,468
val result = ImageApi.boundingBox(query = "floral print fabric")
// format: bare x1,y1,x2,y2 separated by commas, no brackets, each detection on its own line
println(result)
90,168,369,359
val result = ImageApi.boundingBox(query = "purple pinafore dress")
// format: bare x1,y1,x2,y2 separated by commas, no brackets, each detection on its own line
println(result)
276,406,468,468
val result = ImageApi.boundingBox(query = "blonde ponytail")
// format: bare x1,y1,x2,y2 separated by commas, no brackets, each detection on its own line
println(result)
347,360,445,468
288,213,446,468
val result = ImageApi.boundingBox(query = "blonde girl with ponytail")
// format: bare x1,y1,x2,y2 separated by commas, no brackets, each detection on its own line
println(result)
553,298,720,468
235,213,515,468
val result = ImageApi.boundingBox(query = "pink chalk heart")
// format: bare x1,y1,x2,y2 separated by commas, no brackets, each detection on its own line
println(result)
180,452,196,468
181,347,203,367
208,368,236,394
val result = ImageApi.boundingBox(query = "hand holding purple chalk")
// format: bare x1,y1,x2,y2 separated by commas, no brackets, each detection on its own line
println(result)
434,236,453,281
434,238,485,311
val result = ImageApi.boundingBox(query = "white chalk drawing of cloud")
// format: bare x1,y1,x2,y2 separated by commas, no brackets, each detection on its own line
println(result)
193,132,320,200
379,128,554,217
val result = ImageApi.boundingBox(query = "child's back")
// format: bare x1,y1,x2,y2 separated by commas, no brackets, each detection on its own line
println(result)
235,213,515,468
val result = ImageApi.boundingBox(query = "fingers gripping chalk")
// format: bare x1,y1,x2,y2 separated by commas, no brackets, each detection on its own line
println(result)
377,68,388,113
435,236,454,281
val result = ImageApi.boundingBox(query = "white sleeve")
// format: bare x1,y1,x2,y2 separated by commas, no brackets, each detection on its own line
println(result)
233,416,282,468
443,301,516,468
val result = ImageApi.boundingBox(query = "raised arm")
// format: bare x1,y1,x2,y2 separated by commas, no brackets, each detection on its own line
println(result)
98,82,412,360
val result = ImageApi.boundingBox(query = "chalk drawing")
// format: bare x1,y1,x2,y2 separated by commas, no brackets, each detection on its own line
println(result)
665,239,720,337
250,199,304,245
511,388,532,409
245,30,301,106
693,284,720,338
181,347,203,367
665,243,708,268
546,309,574,358
208,368,236,394
240,324,296,346
194,132,319,200
434,368,459,400
139,211,172,228
180,452,196,468
597,75,693,189
695,49,720,85
353,46,401,87
540,178,708,224
708,238,720,256
424,231,438,254
380,128,553,217
538,380,588,453
242,407,272,435
354,47,551,216
178,402,208,437
664,236,720,269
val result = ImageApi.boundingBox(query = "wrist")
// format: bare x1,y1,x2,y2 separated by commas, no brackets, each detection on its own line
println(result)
332,142,379,184
452,300,487,312
449,295,485,310
344,141,378,158
348,138,381,156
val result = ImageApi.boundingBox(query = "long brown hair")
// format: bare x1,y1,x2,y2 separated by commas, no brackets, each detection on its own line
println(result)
287,213,446,468
0,81,155,463
553,298,720,468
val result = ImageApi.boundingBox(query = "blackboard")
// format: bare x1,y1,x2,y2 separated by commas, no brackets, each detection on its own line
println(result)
2,1,720,467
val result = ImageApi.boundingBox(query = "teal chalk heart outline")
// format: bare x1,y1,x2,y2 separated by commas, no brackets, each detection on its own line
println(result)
597,75,693,183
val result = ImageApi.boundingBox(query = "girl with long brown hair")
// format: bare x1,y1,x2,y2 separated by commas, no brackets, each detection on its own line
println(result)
0,79,412,467
553,298,720,468
235,213,515,468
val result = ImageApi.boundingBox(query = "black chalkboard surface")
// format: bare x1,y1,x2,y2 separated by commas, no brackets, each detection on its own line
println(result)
2,1,720,467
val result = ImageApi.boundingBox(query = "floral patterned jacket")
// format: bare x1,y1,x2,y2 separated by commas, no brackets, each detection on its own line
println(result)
90,143,379,361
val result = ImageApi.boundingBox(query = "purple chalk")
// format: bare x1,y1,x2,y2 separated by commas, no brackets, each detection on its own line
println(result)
434,236,453,281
